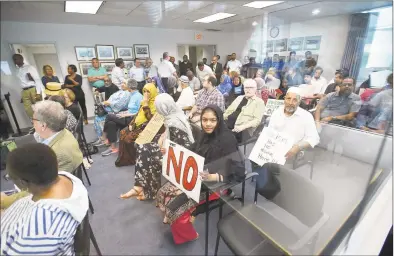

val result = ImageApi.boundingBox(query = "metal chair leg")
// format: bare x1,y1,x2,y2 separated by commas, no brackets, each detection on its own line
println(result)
89,197,94,214
81,131,92,161
205,192,210,256
81,163,92,186
89,223,102,256
241,181,246,207
214,205,223,256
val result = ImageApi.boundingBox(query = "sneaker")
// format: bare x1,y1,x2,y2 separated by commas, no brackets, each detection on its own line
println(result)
101,148,118,156
92,139,105,146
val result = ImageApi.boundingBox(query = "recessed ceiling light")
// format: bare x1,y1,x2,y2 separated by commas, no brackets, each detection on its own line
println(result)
252,21,258,26
193,12,236,23
65,1,103,14
243,1,284,9
312,9,320,15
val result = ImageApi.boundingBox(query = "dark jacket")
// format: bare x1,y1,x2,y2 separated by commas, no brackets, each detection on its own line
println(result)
179,61,194,76
210,62,223,85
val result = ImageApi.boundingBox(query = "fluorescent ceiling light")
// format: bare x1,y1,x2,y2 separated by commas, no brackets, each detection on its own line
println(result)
243,1,284,9
65,1,103,14
312,9,320,15
194,12,236,23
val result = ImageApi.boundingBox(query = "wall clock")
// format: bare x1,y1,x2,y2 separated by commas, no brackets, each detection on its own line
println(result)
270,27,279,38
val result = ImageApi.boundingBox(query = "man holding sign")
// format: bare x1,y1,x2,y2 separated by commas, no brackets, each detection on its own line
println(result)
250,87,320,194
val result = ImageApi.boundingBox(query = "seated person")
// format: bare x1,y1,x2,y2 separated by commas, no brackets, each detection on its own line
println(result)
95,75,119,101
322,70,345,96
95,79,141,147
114,83,158,166
265,67,281,90
156,105,242,244
188,75,225,126
33,101,83,172
224,79,265,142
62,88,81,120
120,93,194,200
176,75,195,114
217,74,232,99
186,70,201,93
310,66,328,96
48,95,77,132
314,77,361,126
275,78,289,100
253,87,320,193
286,67,303,87
227,75,245,105
1,143,88,254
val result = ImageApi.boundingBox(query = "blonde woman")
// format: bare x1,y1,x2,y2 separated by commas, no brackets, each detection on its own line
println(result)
41,65,60,88
62,88,81,120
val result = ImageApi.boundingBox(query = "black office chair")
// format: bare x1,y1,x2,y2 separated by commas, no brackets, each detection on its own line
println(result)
214,166,329,256
75,105,92,162
74,213,102,256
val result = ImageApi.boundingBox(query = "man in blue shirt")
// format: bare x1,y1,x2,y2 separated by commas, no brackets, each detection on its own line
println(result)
88,58,108,98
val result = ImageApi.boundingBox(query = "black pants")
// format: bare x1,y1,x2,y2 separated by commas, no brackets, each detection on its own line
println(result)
137,81,146,94
161,77,169,93
76,96,87,121
103,114,132,143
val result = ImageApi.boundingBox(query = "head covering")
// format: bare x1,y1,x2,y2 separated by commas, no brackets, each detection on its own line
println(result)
287,86,301,96
135,83,158,126
218,75,232,95
44,82,62,96
154,93,194,143
167,76,178,89
232,75,244,95
179,76,189,84
195,105,238,164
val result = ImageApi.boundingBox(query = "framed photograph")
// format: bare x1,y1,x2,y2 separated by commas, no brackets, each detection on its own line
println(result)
100,62,116,74
79,62,93,77
274,39,287,52
74,46,96,61
96,45,115,60
304,36,322,51
124,60,134,70
288,37,304,51
116,47,134,60
133,44,150,59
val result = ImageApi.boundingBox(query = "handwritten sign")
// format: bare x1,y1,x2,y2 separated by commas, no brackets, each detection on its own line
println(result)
264,99,284,116
135,113,165,145
249,127,294,166
162,140,204,202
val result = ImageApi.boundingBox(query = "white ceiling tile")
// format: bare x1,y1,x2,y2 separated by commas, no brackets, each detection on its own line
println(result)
20,1,64,12
97,7,132,16
102,2,142,10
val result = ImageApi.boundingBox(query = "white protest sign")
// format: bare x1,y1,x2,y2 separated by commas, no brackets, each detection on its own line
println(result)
162,139,204,202
249,127,294,166
264,99,284,116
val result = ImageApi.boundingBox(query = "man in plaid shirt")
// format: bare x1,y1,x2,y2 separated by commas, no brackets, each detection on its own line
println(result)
188,75,225,126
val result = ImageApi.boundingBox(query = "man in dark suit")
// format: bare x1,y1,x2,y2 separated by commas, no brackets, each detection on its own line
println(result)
179,55,194,76
210,55,223,86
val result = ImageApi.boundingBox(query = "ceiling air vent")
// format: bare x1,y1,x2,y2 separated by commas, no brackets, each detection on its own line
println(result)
205,29,222,32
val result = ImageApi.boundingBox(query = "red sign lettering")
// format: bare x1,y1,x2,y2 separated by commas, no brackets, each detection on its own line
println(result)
182,156,198,191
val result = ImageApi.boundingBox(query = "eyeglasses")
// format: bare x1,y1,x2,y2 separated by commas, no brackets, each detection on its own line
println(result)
340,83,353,87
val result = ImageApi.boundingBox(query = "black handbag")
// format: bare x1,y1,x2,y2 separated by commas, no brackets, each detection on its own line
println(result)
94,103,107,117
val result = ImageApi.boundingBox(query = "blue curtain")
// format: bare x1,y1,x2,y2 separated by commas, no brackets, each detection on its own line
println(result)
340,13,372,80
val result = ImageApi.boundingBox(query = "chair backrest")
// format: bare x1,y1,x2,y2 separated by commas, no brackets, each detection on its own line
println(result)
271,166,324,227
74,213,91,256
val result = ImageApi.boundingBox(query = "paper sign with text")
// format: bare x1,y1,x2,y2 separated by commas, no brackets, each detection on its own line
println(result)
162,140,204,202
248,127,294,166
135,113,165,145
264,99,284,116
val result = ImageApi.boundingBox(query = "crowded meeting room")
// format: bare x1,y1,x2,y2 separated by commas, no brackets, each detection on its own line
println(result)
0,0,393,255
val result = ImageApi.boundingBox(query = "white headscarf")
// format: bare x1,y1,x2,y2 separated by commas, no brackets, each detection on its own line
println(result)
154,93,195,143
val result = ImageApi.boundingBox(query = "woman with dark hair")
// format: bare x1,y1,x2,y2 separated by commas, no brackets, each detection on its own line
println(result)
276,78,289,100
41,65,60,88
156,105,242,244
228,75,245,105
64,64,87,124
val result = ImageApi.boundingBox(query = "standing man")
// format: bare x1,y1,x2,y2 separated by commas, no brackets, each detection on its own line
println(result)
226,53,242,73
210,55,223,86
129,58,145,94
158,52,177,92
111,58,127,89
179,55,193,76
196,61,214,84
87,58,108,101
12,54,43,118
144,57,158,79
202,58,208,65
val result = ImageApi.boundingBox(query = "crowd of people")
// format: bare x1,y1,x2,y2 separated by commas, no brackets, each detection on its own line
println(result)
2,49,392,254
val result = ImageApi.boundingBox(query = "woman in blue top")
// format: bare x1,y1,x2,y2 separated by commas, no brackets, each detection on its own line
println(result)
218,74,233,107
228,75,245,106
41,65,60,88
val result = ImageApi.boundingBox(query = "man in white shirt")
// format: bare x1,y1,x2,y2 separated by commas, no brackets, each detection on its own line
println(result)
196,61,214,83
111,58,127,89
158,52,177,93
187,70,201,92
13,54,43,118
176,76,195,114
226,53,243,73
145,57,158,79
311,67,328,95
129,58,145,94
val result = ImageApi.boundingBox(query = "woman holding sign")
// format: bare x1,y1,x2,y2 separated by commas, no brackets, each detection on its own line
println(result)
115,83,158,167
120,93,195,200
156,105,242,245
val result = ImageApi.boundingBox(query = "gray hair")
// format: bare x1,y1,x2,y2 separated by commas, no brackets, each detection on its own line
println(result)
33,101,67,132
127,79,138,90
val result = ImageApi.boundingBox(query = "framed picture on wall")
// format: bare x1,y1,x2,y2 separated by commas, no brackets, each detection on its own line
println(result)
123,60,134,70
116,47,134,60
304,36,322,50
79,62,93,77
288,37,304,51
96,45,115,60
274,39,288,52
133,44,150,59
100,62,116,74
74,46,96,61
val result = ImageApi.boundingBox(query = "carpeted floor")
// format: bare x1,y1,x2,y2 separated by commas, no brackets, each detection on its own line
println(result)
1,123,376,255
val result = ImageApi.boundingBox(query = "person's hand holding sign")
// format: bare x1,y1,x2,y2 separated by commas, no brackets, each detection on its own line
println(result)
199,170,218,182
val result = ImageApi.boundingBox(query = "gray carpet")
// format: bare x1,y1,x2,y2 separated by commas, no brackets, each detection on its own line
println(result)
1,124,376,255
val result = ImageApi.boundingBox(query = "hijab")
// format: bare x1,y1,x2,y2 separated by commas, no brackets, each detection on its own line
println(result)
155,93,194,143
218,75,232,95
135,83,158,126
232,76,244,95
195,105,238,164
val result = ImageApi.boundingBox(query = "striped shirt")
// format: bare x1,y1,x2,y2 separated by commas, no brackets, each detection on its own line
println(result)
1,172,88,255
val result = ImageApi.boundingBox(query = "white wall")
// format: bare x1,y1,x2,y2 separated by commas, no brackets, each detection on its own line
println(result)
0,21,235,129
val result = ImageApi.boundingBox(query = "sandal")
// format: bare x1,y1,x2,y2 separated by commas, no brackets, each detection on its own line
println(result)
136,193,146,201
120,188,142,199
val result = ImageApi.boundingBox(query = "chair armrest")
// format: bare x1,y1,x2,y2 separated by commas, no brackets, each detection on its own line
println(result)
289,213,329,251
